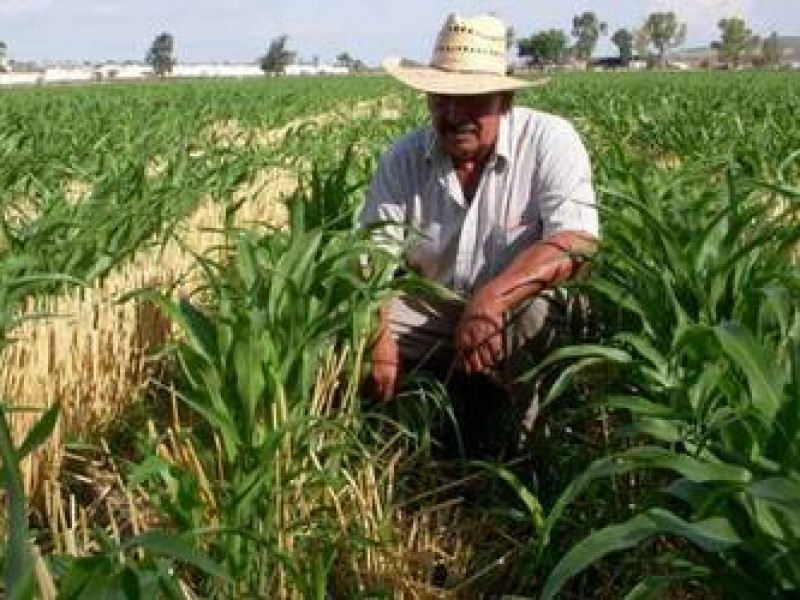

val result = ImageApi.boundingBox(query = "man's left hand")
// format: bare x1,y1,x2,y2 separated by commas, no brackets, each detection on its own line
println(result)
456,290,506,374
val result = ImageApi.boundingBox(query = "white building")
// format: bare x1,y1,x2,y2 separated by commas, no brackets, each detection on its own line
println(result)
171,63,263,78
0,72,42,86
97,64,152,80
0,60,350,87
284,63,348,76
42,67,95,83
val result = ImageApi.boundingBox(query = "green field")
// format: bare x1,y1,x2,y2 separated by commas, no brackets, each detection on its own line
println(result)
1,71,799,598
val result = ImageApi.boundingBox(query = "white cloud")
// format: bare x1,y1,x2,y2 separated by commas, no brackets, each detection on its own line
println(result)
0,0,53,17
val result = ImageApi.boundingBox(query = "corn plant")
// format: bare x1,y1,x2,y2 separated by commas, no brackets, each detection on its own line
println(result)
132,152,410,597
522,157,800,598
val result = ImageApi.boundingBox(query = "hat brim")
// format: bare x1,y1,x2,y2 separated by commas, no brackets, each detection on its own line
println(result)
383,57,547,95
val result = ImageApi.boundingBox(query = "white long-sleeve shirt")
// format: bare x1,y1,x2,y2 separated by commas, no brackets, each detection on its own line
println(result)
360,106,599,294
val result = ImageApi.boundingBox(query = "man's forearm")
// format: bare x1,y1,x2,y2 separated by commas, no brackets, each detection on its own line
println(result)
475,230,597,313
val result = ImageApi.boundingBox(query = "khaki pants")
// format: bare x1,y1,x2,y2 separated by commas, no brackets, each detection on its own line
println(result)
386,290,582,458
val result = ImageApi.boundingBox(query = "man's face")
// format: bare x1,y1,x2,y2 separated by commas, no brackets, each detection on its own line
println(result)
427,92,510,163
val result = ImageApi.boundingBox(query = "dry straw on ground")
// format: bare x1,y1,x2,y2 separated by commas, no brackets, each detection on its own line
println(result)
2,94,398,509
1,126,301,503
1,95,484,596
202,95,403,149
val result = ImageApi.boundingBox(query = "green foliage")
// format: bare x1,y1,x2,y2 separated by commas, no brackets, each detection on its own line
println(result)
132,150,405,596
571,12,608,60
2,71,800,598
0,403,60,599
526,154,800,596
517,29,569,67
55,532,227,600
633,27,651,60
146,32,175,77
259,35,295,74
761,32,783,67
713,17,759,66
612,28,634,64
334,52,365,72
642,12,687,64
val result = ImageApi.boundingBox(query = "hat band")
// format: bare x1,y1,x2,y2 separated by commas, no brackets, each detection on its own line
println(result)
428,63,506,77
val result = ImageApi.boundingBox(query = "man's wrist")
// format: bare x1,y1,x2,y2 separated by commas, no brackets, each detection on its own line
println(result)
470,281,507,316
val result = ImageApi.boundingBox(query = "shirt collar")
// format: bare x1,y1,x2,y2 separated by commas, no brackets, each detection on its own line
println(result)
424,109,512,170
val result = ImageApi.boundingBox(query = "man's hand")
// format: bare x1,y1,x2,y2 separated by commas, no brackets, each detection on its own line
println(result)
456,289,506,375
371,330,401,401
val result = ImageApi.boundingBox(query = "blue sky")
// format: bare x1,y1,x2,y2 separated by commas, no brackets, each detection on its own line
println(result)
1,0,797,64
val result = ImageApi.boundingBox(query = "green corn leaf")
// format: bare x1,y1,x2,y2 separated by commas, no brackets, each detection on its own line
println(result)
541,509,741,600
714,321,784,421
614,333,669,374
760,283,792,339
628,416,684,444
747,477,800,513
539,356,609,408
120,531,229,580
177,298,220,364
56,555,116,600
17,401,60,460
541,446,750,551
233,333,266,428
601,394,676,418
517,343,632,384
473,461,544,531
624,576,680,600
0,405,36,599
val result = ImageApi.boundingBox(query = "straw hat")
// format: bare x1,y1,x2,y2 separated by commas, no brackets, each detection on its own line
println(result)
383,13,545,95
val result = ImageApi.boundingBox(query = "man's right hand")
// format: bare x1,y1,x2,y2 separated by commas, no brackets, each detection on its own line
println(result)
371,331,401,401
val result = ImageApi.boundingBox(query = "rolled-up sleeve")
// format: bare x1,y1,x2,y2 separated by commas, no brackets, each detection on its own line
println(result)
533,119,599,240
359,148,408,258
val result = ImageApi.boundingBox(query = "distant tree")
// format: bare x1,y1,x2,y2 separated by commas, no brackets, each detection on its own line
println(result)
260,35,295,74
633,27,651,59
146,32,175,77
518,29,569,67
712,17,759,67
642,12,687,66
611,28,634,64
571,11,607,60
506,26,515,51
335,52,353,68
335,52,366,71
761,32,783,67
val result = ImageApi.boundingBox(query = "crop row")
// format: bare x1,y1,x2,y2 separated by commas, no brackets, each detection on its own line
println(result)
0,71,798,598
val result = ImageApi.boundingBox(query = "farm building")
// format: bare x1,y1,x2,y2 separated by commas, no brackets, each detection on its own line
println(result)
667,36,800,69
590,56,648,71
96,64,152,80
284,63,348,76
42,67,95,83
0,61,350,86
0,72,42,86
171,64,263,78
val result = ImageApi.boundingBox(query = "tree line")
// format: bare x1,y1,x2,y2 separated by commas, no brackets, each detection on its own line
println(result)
516,11,785,69
143,32,363,77
2,14,785,78
0,40,8,73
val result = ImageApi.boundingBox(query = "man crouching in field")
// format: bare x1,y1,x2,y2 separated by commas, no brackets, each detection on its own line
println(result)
360,13,599,458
